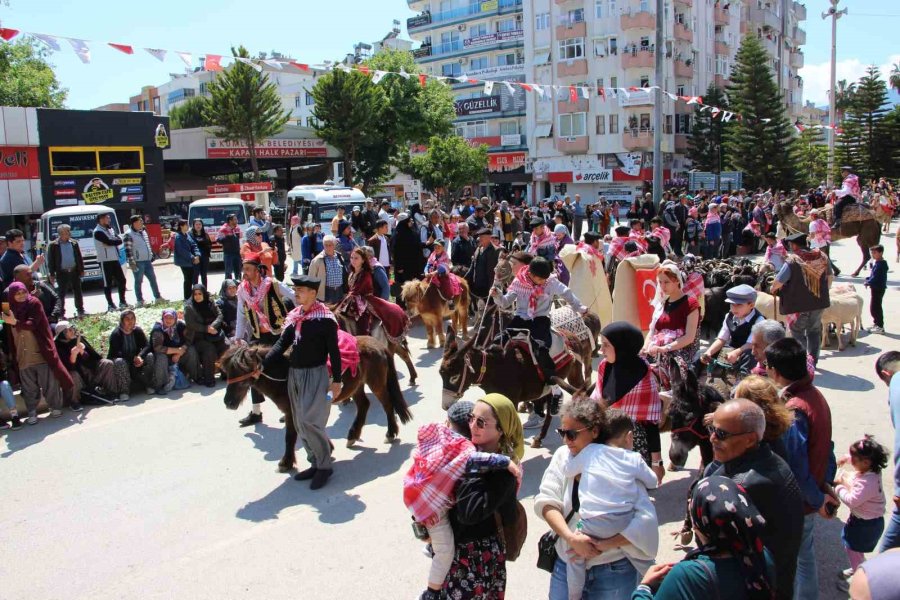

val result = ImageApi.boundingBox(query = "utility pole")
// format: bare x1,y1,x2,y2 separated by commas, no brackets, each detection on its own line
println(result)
823,0,847,188
652,0,664,207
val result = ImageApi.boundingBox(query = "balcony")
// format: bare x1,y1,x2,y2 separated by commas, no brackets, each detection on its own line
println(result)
623,128,654,150
412,44,432,59
407,12,431,31
793,27,806,45
556,135,589,154
618,89,655,107
714,40,729,55
675,0,692,6
793,1,807,20
431,40,464,57
408,0,523,32
751,6,782,31
674,22,693,42
557,97,589,113
621,11,656,30
674,59,693,78
791,51,804,69
675,134,689,151
621,49,655,69
714,6,730,26
557,58,588,77
556,20,586,40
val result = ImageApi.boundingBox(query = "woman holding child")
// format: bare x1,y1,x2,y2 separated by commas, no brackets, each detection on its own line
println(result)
535,397,660,600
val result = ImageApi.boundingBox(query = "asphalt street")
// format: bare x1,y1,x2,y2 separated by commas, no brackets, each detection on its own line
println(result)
2,230,898,600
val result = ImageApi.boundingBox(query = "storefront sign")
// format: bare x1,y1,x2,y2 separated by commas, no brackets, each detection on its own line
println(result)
206,182,274,194
82,178,115,204
488,152,526,173
407,13,432,28
500,134,521,146
455,96,501,117
596,184,639,203
573,168,614,183
463,30,524,48
206,138,328,159
0,146,39,180
52,174,147,207
154,124,170,149
463,64,525,79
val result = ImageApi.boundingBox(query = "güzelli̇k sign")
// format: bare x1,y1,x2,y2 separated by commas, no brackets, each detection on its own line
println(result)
455,96,501,116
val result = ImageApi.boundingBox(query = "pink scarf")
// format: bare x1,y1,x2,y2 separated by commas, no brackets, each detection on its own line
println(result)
426,250,450,270
508,266,546,318
283,301,337,343
237,277,274,332
705,211,721,226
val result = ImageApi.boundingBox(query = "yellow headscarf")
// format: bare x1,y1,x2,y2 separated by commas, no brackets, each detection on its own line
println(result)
480,393,525,462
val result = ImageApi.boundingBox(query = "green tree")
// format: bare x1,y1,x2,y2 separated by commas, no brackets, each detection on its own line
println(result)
203,46,291,181
834,79,856,122
687,84,730,173
724,35,798,190
889,63,900,94
311,67,386,188
168,96,212,129
795,126,829,189
0,38,66,107
837,66,891,181
409,135,488,201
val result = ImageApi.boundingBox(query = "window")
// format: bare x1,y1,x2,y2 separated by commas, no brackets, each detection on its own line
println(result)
470,22,489,38
455,120,488,139
608,0,616,15
306,116,319,128
295,94,302,108
558,38,585,60
715,56,729,75
199,82,208,96
640,0,649,11
497,18,517,33
676,114,691,133
595,0,604,18
610,76,618,88
676,84,685,96
152,97,161,114
639,76,650,87
664,115,673,134
558,112,587,137
497,53,518,66
470,56,489,70
568,8,585,23
639,113,651,128
608,37,618,55
708,56,714,73
441,62,462,77
596,115,606,134
49,147,144,175
609,114,619,133
499,121,519,135
597,77,605,89
536,12,550,30
306,92,315,105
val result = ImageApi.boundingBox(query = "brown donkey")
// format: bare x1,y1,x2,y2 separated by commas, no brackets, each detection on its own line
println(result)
401,277,470,348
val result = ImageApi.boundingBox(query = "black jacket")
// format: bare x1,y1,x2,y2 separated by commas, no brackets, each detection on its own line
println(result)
216,297,237,338
451,236,476,268
467,243,500,297
107,326,151,362
47,239,85,277
190,229,212,259
449,469,518,544
706,443,804,600
34,282,62,324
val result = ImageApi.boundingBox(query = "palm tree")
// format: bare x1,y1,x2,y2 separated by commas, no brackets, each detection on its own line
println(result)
890,63,900,94
833,79,856,123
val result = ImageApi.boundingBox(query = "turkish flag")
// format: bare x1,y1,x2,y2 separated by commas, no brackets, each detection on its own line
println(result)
419,73,427,87
205,55,223,71
0,28,20,41
289,62,310,72
569,86,577,103
634,267,660,331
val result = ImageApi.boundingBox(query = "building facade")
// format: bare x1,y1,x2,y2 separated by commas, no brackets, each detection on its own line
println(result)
407,0,531,201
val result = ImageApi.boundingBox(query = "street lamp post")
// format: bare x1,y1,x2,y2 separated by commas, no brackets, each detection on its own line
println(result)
823,0,847,188
652,0,664,207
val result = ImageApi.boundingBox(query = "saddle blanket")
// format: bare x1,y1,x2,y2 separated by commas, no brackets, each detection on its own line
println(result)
507,330,577,372
326,329,360,378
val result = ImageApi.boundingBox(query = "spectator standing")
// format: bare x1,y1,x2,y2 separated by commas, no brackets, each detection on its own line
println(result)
288,216,304,276
240,225,277,271
270,225,287,282
702,204,722,259
190,219,212,289
330,206,346,236
865,244,888,333
123,216,162,306
308,236,347,304
362,199,379,239
571,195,585,241
173,219,200,301
875,351,900,551
420,210,445,260
450,223,476,269
765,338,837,600
93,214,128,311
367,220,391,277
107,310,156,395
467,228,500,309
391,214,424,308
248,207,271,243
0,228,43,291
46,224,85,318
216,214,243,281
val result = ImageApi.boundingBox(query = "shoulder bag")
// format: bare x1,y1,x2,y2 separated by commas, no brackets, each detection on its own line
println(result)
536,478,580,572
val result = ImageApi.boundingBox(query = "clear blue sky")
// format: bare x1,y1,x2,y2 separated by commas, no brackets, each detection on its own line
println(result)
2,0,897,110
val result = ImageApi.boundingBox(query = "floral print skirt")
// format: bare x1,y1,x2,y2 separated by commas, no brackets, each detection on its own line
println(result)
442,536,506,600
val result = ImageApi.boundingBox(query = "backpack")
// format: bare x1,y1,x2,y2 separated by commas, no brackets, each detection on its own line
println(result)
495,500,528,562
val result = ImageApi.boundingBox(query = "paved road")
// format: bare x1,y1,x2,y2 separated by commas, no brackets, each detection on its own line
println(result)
3,231,898,600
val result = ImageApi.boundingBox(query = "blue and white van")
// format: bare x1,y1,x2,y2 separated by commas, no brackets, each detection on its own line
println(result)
38,206,122,283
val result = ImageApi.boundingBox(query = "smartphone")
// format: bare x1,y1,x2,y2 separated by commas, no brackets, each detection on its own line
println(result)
411,520,430,541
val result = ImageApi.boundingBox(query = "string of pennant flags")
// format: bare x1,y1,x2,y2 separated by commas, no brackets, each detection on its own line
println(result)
1,25,841,134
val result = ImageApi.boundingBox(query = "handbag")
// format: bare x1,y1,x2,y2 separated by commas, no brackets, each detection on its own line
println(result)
495,500,528,562
536,478,580,573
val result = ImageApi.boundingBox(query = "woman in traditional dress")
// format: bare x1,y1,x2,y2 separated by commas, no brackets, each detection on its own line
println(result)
334,247,408,342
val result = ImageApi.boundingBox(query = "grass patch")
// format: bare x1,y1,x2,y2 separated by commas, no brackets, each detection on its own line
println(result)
71,299,186,356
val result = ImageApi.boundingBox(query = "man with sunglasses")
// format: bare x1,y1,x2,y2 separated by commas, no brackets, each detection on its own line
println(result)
704,399,804,600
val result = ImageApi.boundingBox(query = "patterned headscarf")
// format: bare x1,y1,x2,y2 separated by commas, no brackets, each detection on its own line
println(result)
157,309,179,342
688,476,773,600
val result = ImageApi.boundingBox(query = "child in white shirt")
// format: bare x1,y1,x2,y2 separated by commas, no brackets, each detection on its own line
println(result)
562,409,659,600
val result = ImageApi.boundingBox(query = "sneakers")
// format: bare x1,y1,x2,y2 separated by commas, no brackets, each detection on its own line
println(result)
118,302,130,310
161,375,176,393
134,300,144,308
50,409,63,418
25,411,38,425
522,412,543,429
71,403,83,413
870,326,885,334
238,411,262,427
9,415,22,430
118,393,130,402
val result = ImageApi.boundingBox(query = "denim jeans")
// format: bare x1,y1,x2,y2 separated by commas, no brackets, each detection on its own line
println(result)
793,513,818,600
880,508,900,551
788,309,824,364
0,380,15,411
132,260,161,303
292,259,302,276
223,254,242,281
549,556,638,600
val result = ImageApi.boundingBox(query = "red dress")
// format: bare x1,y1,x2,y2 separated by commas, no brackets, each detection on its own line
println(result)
336,270,409,341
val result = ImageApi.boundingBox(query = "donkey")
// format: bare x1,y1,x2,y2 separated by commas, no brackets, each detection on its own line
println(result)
401,277,470,348
663,356,724,471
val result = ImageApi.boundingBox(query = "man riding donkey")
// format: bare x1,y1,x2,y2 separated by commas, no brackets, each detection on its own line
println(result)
831,165,862,230
234,253,294,427
489,256,589,418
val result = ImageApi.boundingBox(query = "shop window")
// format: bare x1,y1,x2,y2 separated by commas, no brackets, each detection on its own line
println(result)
49,150,96,173
50,147,144,175
98,150,142,171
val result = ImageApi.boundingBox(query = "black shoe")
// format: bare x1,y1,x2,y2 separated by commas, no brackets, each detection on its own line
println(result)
238,412,262,427
420,589,441,600
205,379,216,388
9,415,23,430
310,468,332,490
279,415,286,423
294,467,317,481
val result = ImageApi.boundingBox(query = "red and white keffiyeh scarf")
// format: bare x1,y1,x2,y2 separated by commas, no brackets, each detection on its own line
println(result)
238,277,274,331
426,250,450,270
403,423,475,526
283,301,337,343
508,266,547,319
528,230,556,254
575,241,604,276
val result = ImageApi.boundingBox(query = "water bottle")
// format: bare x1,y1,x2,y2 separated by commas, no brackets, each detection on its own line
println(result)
326,390,333,403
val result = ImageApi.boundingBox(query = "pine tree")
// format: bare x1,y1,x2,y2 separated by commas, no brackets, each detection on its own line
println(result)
687,84,730,172
795,126,828,189
204,46,291,181
724,35,798,190
837,66,891,181
169,96,211,129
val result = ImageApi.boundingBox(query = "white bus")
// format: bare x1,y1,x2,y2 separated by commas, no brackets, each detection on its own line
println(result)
187,198,251,262
38,206,122,283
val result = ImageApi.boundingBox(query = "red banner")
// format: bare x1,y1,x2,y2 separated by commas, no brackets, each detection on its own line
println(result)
0,146,39,180
634,267,660,331
207,182,273,194
488,152,526,173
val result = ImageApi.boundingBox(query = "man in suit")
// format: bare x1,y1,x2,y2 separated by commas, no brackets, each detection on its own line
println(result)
467,227,500,310
367,219,391,277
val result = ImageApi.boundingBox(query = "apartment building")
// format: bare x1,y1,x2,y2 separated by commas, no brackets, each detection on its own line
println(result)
742,0,806,115
407,0,531,201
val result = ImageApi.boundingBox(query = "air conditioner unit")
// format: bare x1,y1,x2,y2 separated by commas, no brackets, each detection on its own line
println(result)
515,14,523,24
458,24,467,31
459,57,468,64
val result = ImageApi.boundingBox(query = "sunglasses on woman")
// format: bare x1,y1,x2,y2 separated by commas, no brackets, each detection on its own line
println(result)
707,425,751,441
557,426,589,441
468,414,497,430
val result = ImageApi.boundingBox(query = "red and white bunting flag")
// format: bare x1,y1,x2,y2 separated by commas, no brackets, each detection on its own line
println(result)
0,28,19,41
289,62,309,72
108,42,133,54
397,69,409,80
358,66,370,76
145,47,167,62
467,78,478,84
686,96,701,105
533,85,545,98
67,38,91,64
204,54,223,71
619,88,630,99
263,59,283,70
372,70,387,84
722,111,734,122
835,127,843,135
33,33,61,51
503,81,515,96
628,86,640,92
665,92,678,101
235,57,261,72
520,83,533,92
419,73,427,87
483,81,494,95
597,86,606,100
176,51,193,68
698,105,710,112
710,107,721,118
580,86,590,99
